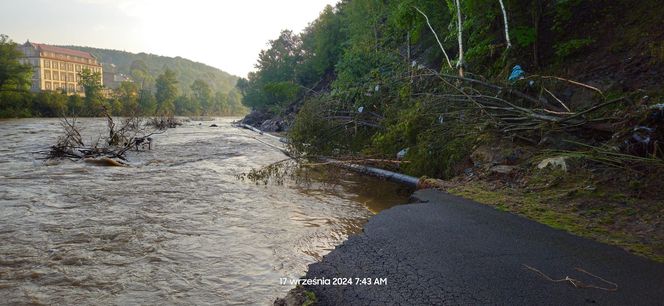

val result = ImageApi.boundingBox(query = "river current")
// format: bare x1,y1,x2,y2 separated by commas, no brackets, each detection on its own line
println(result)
0,118,409,305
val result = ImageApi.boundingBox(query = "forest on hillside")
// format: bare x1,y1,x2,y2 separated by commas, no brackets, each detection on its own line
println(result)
0,35,246,118
61,45,238,96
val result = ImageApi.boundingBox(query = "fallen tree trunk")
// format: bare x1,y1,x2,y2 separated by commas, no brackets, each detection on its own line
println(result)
235,123,421,188
321,158,420,187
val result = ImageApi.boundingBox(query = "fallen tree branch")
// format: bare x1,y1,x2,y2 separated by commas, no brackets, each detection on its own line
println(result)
537,75,604,96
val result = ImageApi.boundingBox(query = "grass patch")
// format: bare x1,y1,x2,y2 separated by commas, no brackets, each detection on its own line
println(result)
302,290,317,306
448,179,664,263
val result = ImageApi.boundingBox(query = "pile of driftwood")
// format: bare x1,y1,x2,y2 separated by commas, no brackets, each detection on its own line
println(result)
41,110,167,164
147,116,182,129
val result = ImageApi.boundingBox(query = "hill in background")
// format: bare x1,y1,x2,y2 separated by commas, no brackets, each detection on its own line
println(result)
60,45,238,95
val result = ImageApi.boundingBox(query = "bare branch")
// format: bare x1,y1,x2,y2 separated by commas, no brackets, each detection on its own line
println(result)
413,6,453,69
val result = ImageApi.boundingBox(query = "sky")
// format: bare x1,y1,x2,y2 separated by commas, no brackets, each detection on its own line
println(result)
0,0,338,77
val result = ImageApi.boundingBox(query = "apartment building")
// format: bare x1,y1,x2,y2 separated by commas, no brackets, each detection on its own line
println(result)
18,41,103,94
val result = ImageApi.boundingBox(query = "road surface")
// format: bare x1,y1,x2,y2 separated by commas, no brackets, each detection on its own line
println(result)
303,189,664,305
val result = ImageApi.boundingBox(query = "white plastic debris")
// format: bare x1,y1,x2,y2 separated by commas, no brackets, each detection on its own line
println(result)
537,157,568,172
396,148,409,160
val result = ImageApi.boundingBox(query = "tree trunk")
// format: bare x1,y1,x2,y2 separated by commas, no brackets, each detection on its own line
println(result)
498,0,512,49
455,0,465,77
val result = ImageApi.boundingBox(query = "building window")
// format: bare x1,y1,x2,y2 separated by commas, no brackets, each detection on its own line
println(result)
68,84,75,92
45,82,51,90
44,70,51,80
53,72,59,81
44,60,50,68
75,65,81,72
68,73,74,82
60,62,66,70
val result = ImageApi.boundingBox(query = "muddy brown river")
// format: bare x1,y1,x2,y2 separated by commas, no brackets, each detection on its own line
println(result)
0,118,409,305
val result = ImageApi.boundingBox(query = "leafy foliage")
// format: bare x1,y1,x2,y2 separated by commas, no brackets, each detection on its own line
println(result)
554,38,594,59
512,26,537,48
78,69,104,115
0,34,32,91
155,69,178,115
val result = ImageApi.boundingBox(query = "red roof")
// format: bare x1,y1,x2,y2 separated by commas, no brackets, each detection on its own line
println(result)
29,42,95,60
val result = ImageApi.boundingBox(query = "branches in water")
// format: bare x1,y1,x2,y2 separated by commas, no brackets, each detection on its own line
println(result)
41,110,168,163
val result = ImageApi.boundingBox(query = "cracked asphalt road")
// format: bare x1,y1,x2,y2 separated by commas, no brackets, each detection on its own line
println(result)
303,189,664,305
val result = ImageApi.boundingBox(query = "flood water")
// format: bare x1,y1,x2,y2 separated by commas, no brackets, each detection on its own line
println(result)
0,118,410,305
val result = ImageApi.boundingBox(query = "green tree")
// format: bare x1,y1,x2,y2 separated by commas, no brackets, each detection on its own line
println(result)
78,68,104,115
239,30,303,110
297,5,345,87
0,90,33,118
174,95,196,115
155,68,178,115
67,94,84,116
0,34,32,91
138,89,157,115
226,89,245,115
190,79,212,114
116,81,139,115
33,91,67,117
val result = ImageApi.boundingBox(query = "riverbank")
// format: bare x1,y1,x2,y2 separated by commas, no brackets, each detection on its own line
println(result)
276,188,664,305
240,120,664,264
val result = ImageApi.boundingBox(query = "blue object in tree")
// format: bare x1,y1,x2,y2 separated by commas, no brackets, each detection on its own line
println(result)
508,65,525,82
